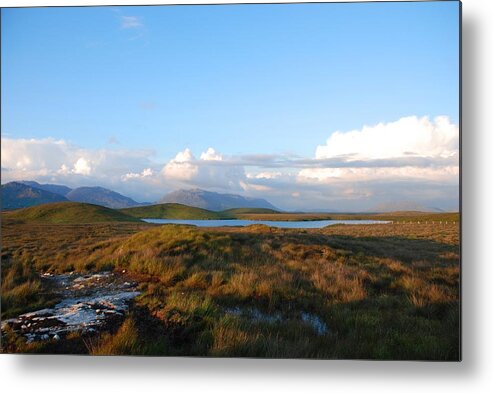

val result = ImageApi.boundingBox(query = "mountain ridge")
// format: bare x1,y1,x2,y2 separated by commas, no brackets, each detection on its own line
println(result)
159,188,278,211
66,186,142,209
19,180,72,197
1,182,69,210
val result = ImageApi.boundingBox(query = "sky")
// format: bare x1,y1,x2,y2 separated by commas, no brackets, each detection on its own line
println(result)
1,1,460,211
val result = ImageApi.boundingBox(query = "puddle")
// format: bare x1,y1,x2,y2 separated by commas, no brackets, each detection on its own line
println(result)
1,271,139,343
224,307,329,336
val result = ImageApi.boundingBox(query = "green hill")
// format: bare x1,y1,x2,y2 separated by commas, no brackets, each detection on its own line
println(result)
120,203,226,219
2,201,143,224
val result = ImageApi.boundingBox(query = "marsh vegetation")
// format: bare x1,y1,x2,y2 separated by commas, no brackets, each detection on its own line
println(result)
1,208,460,359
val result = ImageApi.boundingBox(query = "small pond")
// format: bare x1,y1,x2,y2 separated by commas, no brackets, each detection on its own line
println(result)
142,219,390,229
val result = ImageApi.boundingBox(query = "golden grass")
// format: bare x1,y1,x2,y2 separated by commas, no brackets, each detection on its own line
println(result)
1,216,460,359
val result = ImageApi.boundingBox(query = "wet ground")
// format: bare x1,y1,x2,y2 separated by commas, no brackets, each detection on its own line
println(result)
1,271,139,343
224,306,329,336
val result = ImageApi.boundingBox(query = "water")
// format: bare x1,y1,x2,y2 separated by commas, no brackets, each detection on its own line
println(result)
142,218,389,229
224,306,329,336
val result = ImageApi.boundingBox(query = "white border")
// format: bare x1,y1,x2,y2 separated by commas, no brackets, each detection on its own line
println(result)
2,0,492,392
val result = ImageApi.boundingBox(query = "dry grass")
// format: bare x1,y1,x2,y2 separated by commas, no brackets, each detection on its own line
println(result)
1,216,460,359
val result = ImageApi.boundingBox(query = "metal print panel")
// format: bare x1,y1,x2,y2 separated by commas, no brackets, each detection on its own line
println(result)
0,1,461,360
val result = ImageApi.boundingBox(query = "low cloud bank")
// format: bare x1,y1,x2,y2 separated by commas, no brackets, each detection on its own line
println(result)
1,115,459,210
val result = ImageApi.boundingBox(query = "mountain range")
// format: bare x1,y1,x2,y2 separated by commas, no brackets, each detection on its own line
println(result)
1,182,69,210
1,180,447,213
1,181,278,211
158,188,278,211
1,181,142,210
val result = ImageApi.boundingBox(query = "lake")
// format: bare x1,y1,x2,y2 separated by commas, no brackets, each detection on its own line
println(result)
142,219,390,229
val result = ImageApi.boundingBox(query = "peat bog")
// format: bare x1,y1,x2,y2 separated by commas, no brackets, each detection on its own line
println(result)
1,209,460,359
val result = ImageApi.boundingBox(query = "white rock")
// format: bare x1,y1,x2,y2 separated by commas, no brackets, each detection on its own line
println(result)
53,334,60,341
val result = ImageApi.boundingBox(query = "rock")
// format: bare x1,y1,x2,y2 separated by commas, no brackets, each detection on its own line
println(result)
41,334,49,340
53,334,60,341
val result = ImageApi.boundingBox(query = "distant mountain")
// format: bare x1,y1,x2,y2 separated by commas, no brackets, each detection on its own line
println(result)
158,189,278,211
66,186,142,209
1,182,69,210
369,201,446,213
20,180,72,197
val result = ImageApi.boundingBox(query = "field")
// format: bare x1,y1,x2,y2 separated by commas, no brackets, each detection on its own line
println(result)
1,208,460,359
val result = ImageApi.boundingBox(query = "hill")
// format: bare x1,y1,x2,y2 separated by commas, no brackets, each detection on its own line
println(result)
120,203,224,219
158,189,278,211
66,186,142,209
19,181,72,197
2,201,143,224
1,182,69,210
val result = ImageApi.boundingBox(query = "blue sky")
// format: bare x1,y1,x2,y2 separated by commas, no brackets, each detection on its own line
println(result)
1,2,460,210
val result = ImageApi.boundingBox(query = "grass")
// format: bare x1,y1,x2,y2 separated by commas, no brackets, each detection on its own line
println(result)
2,201,142,224
1,214,460,359
1,258,59,318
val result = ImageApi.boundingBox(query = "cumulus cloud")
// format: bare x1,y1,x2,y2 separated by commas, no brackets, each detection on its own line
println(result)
73,157,92,175
200,147,223,161
162,148,199,181
315,116,458,160
299,116,459,184
122,168,154,181
162,147,245,190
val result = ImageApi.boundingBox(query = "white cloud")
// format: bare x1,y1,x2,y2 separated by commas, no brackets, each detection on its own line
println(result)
73,157,92,176
162,147,245,190
1,137,158,199
120,16,143,29
162,148,199,181
299,116,459,184
315,115,458,160
200,147,223,161
122,168,153,181
247,171,283,179
1,115,460,211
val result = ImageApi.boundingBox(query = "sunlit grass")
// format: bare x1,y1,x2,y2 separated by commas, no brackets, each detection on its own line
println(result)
1,216,460,359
